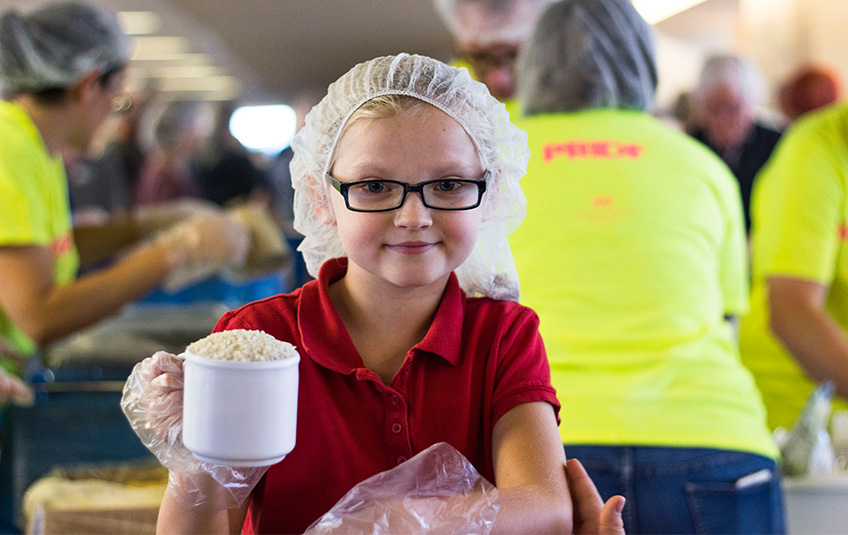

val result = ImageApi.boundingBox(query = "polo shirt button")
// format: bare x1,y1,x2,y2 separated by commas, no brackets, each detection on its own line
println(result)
391,394,400,405
391,422,403,434
396,455,408,464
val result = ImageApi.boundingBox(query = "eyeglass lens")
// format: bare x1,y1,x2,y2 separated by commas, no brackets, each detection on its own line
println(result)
346,180,482,211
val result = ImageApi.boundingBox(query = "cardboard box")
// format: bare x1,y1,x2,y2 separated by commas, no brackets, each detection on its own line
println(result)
28,506,159,535
23,464,167,535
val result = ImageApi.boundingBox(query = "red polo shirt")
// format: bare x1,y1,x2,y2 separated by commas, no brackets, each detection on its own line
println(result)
217,258,559,534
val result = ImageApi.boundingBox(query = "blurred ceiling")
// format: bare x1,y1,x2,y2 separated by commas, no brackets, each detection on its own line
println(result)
1,0,738,105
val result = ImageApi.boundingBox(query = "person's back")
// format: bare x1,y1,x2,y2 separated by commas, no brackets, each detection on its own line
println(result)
512,108,769,450
510,1,784,533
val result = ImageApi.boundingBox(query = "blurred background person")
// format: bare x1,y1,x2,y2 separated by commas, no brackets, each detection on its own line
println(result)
690,54,782,234
98,84,156,196
266,91,322,288
778,63,841,123
134,99,209,206
509,1,784,533
64,143,132,225
0,1,248,385
432,0,554,107
739,102,848,432
195,101,273,208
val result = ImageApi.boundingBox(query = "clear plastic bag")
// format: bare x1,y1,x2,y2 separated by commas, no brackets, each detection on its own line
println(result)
780,381,835,476
305,442,502,535
120,351,267,508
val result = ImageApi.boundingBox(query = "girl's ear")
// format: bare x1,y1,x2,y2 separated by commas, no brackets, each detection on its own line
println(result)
306,175,336,225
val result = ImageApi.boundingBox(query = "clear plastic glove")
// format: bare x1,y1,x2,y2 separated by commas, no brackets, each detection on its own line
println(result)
0,367,33,407
304,442,501,535
120,351,267,508
156,212,251,291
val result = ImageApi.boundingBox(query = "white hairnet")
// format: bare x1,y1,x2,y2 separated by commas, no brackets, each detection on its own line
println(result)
433,0,556,46
695,54,766,106
516,0,657,115
0,2,129,93
290,53,529,301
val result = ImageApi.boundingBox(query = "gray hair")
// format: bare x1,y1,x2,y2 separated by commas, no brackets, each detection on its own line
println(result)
516,0,657,115
694,54,765,106
433,0,556,45
0,2,129,93
153,101,208,148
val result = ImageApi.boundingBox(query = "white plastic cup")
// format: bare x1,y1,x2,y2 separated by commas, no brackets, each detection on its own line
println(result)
182,351,299,466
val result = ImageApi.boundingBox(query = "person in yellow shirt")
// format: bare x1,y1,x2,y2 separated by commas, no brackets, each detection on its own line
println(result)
740,102,848,431
509,1,785,533
0,3,248,378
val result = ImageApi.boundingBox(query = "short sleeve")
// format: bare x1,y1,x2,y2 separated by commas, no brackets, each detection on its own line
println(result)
491,307,560,425
0,152,52,246
752,120,844,284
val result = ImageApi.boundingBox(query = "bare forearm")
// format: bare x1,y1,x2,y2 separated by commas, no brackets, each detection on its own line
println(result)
36,242,170,344
492,484,572,535
772,305,848,399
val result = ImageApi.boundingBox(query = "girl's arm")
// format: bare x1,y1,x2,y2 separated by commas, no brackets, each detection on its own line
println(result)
489,401,572,534
157,474,249,535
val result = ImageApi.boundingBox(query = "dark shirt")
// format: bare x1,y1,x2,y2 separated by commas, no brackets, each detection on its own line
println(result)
196,150,269,206
693,123,782,232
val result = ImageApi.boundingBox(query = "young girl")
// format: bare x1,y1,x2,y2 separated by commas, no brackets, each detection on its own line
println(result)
126,53,586,534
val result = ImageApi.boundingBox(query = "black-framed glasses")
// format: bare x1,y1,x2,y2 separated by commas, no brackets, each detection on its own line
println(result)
463,47,519,76
327,170,490,212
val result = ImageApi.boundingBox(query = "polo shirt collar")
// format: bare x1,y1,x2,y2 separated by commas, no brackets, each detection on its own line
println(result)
298,258,465,374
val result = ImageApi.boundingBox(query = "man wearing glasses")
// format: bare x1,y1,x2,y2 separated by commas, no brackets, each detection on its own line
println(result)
432,0,555,104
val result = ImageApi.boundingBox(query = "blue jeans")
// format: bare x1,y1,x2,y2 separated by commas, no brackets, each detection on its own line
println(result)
565,445,786,534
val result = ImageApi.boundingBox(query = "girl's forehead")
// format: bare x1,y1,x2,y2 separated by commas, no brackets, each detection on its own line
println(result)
334,111,484,170
337,104,485,159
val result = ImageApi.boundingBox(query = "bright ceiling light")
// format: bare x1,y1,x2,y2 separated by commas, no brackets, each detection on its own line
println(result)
117,11,161,35
631,0,709,24
230,105,297,155
130,52,213,64
130,36,190,59
156,75,241,93
150,65,223,78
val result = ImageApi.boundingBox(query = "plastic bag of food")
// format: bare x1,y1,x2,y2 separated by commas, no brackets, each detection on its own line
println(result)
780,382,835,476
304,442,501,535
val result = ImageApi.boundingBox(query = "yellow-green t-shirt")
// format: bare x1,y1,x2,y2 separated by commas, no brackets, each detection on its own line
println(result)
0,100,79,364
740,103,848,431
448,57,521,119
510,108,777,459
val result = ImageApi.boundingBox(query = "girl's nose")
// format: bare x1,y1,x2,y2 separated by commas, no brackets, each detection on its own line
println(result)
394,191,432,229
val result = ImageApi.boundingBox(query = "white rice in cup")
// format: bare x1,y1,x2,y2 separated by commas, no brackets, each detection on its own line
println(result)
186,329,297,362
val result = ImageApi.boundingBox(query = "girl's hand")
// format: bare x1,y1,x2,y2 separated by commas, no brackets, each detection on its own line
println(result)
122,351,193,469
122,349,269,510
